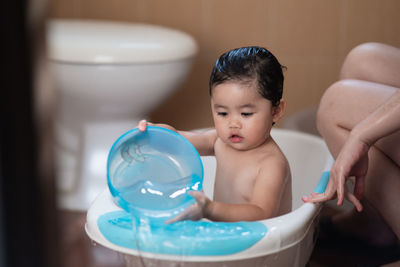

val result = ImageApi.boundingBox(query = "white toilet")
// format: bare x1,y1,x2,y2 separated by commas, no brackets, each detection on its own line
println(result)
46,19,198,211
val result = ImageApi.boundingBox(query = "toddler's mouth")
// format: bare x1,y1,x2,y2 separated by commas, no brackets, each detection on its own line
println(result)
229,134,243,143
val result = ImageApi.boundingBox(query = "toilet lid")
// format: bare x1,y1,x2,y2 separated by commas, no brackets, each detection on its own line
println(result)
47,19,198,64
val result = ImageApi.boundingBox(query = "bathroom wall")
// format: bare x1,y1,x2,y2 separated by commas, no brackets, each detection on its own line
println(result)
48,0,400,130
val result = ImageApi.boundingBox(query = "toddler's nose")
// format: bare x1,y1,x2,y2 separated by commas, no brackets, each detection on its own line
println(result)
229,117,241,129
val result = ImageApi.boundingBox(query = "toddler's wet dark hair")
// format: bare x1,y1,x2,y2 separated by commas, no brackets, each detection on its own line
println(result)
209,46,286,107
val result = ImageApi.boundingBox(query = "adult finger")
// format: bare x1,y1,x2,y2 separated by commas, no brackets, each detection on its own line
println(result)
302,192,331,203
335,172,347,206
353,174,365,201
344,190,363,212
302,184,336,203
302,176,338,203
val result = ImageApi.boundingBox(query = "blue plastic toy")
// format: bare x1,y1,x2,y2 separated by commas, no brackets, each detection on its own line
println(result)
107,126,204,225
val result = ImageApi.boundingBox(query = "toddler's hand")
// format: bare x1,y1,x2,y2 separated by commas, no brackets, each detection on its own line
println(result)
137,119,177,133
138,119,151,132
166,191,211,224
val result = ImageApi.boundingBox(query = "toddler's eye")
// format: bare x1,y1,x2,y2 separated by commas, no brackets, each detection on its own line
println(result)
217,112,228,117
241,112,253,117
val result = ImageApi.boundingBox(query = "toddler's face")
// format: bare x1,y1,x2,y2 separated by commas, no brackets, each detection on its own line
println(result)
211,81,280,151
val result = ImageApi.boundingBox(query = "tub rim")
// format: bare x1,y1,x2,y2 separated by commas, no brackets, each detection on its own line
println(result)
85,189,322,262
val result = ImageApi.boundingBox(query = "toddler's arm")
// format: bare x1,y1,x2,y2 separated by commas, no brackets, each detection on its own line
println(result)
168,157,289,222
137,120,217,155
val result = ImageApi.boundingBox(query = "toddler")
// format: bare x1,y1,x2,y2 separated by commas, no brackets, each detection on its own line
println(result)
139,46,292,222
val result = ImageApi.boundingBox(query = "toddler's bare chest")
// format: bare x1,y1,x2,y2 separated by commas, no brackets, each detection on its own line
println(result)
213,151,259,203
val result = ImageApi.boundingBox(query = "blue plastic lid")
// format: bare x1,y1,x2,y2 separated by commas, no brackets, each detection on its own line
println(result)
107,126,204,225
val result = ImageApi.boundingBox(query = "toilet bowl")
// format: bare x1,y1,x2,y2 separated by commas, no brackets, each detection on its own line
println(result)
47,19,198,211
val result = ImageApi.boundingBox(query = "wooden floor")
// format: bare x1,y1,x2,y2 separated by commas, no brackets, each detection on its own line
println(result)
58,208,399,267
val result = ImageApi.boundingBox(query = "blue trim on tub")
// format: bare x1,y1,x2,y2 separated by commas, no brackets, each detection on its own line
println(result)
313,171,330,194
98,210,267,256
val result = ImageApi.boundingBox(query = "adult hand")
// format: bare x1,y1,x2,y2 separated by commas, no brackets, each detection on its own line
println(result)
165,191,211,224
302,135,370,212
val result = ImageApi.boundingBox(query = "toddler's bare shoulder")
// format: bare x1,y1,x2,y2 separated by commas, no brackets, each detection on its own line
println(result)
259,151,289,175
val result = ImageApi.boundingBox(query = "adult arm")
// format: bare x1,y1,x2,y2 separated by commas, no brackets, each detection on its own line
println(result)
303,90,400,211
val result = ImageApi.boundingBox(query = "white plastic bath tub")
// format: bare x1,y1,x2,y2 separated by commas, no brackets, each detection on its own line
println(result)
85,128,332,267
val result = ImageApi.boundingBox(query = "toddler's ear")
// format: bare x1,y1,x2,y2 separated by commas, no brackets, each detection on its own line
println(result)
272,100,286,123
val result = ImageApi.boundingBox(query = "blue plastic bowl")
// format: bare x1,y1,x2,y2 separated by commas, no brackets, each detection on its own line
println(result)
107,126,204,225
